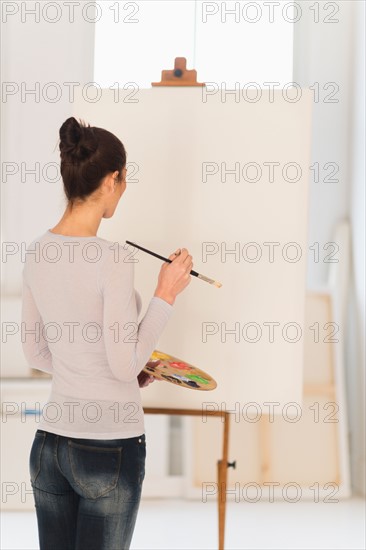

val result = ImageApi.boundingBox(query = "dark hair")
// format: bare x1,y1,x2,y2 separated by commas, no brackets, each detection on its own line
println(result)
59,117,126,206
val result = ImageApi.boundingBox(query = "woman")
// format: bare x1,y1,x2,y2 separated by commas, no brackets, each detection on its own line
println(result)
21,116,193,549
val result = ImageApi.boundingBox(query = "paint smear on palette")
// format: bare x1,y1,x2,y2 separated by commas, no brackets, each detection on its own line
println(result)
186,374,209,385
170,361,194,371
151,351,171,360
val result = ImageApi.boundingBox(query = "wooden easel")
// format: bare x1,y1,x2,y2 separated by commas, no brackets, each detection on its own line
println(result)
144,407,235,550
149,61,233,548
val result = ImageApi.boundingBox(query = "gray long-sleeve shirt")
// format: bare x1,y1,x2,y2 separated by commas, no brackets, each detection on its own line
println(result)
21,230,174,439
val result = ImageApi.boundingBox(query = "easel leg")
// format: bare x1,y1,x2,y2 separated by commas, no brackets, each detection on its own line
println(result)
217,412,230,550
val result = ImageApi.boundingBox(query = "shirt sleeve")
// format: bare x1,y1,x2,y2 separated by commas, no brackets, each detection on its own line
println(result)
101,246,174,382
21,272,53,374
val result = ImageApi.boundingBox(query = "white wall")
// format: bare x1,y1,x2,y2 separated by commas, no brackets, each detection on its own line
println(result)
293,0,365,495
1,3,95,294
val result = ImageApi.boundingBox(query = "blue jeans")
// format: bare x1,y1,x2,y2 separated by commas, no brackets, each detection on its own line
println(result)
29,429,146,550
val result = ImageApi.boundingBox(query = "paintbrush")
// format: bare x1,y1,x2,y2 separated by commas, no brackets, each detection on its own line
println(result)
125,240,222,288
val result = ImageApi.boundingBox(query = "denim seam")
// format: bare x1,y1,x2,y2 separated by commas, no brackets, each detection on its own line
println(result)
31,431,46,484
54,434,66,478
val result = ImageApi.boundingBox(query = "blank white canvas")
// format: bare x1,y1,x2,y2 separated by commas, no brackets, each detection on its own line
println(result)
73,87,312,412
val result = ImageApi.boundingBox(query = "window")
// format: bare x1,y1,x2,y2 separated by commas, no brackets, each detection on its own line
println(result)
94,1,293,88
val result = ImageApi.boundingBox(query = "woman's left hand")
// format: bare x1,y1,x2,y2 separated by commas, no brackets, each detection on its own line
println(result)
137,371,155,388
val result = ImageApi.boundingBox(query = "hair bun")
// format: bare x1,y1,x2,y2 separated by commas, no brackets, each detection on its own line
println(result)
59,116,98,161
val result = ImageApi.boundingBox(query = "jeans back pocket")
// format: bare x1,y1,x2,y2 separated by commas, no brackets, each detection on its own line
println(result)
68,440,122,499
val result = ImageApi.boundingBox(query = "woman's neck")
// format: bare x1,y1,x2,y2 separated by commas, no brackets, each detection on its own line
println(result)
50,203,102,237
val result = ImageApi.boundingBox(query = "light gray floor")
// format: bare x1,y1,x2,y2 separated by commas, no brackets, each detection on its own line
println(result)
1,497,365,549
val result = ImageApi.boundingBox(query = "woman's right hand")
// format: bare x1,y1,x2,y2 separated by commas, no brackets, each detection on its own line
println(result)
153,248,193,305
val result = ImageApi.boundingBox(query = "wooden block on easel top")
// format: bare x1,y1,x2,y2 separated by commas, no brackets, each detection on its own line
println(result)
151,57,205,87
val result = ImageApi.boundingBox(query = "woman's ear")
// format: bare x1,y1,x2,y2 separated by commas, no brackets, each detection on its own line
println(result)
102,173,116,194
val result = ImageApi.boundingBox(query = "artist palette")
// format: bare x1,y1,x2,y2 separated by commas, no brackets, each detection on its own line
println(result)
143,350,217,391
